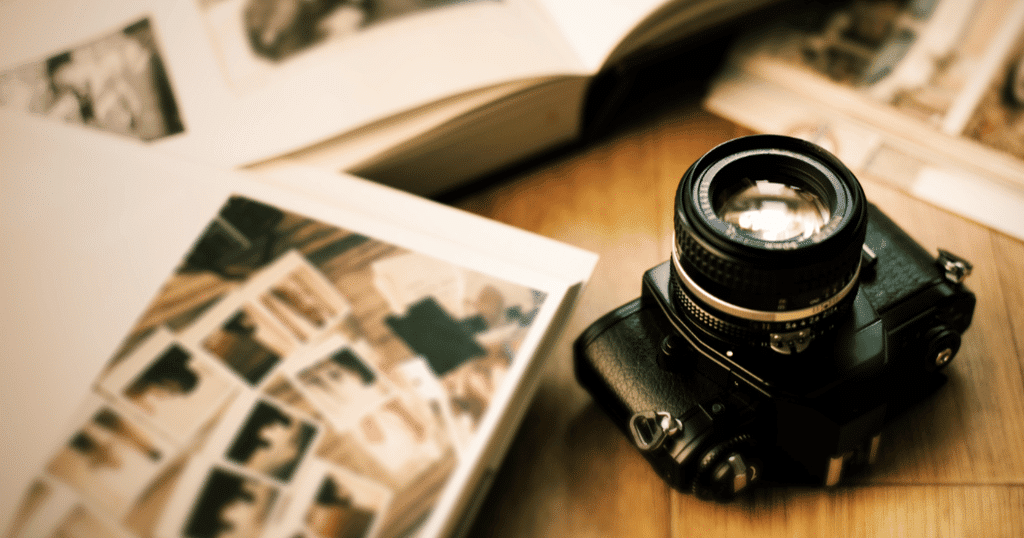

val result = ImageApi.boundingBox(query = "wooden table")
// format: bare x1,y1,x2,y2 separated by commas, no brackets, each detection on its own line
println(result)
450,101,1024,537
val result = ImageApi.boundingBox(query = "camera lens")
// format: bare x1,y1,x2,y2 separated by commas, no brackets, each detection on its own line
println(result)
672,135,867,354
715,179,830,242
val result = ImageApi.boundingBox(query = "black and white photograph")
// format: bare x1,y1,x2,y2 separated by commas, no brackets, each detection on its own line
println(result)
96,327,240,447
223,398,318,483
45,401,174,520
0,18,183,140
195,0,491,89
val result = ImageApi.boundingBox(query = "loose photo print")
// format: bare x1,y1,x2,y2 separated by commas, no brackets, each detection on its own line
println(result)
193,0,493,90
329,393,452,491
96,327,240,448
731,0,1020,127
45,399,177,520
0,17,184,140
312,397,456,538
381,269,545,443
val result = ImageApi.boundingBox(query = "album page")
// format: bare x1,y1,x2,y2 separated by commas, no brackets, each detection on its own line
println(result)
0,111,598,538
704,0,1024,241
0,0,582,167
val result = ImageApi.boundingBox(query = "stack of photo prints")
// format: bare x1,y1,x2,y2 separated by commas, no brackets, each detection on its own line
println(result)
5,194,547,538
704,0,1024,240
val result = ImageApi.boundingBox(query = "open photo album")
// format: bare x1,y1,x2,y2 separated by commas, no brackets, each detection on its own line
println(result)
0,0,779,194
0,111,598,538
704,0,1024,241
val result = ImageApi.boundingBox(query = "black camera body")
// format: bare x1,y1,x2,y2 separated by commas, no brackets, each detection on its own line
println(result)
574,135,976,501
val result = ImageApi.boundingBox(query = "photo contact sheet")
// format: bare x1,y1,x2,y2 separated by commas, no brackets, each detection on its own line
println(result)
6,194,547,538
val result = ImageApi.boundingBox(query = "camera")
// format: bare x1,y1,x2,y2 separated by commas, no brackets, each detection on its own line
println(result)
574,135,976,501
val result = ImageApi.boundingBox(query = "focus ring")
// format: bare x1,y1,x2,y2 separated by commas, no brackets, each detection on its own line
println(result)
674,221,862,311
668,271,853,349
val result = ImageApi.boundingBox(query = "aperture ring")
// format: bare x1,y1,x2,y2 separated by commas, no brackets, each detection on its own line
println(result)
671,245,859,324
668,272,851,351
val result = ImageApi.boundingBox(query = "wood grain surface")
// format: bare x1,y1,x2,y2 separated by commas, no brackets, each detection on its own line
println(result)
450,102,1024,537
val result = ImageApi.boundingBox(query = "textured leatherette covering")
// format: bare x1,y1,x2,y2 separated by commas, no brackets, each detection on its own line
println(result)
573,299,718,438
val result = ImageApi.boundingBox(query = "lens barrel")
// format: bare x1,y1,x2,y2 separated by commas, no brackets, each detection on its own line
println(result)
672,135,867,353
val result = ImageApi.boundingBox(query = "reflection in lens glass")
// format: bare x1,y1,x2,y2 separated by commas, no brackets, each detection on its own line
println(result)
717,179,830,241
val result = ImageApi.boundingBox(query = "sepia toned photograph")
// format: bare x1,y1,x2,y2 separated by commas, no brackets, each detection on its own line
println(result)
390,356,471,455
47,504,125,538
194,0,490,89
729,0,1020,128
224,399,318,483
260,266,347,343
0,18,184,141
46,402,174,519
299,465,391,538
180,467,279,538
185,249,353,387
347,394,450,486
289,336,394,430
4,479,78,538
246,250,351,345
371,251,465,319
96,327,240,447
201,303,295,386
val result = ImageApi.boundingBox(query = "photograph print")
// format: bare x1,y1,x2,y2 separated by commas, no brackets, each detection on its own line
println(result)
223,398,319,483
45,400,175,520
0,17,184,141
45,504,126,538
733,0,1019,129
200,301,297,386
95,327,240,447
274,460,392,538
194,0,491,89
288,336,395,431
179,466,280,538
4,479,78,538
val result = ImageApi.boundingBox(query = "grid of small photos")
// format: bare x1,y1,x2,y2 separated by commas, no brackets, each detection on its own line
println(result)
5,195,546,538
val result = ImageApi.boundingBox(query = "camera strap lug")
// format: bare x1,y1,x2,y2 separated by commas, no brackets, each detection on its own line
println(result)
629,411,683,451
937,249,973,284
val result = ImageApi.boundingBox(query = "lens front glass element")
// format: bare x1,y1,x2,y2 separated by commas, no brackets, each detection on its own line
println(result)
715,179,830,242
